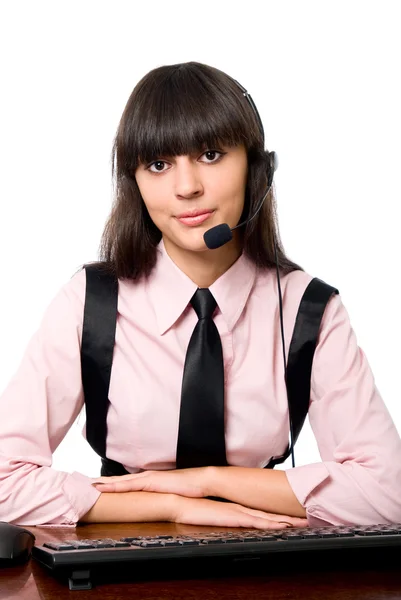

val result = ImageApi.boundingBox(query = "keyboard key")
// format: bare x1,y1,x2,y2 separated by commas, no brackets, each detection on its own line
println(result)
353,529,375,535
43,543,76,551
376,529,399,534
65,540,96,549
95,542,115,548
140,541,164,547
161,541,183,547
179,540,201,546
113,541,131,547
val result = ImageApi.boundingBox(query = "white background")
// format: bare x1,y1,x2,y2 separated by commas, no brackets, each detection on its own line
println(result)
0,1,399,477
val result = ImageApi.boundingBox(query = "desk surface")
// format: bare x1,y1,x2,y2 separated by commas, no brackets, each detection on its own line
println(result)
1,522,400,599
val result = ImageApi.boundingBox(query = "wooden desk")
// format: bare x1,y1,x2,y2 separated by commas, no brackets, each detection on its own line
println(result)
1,522,400,599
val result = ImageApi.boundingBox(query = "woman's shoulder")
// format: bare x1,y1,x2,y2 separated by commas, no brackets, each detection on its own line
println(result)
37,266,88,332
281,267,315,292
64,261,132,304
60,264,88,307
254,266,341,327
255,265,314,299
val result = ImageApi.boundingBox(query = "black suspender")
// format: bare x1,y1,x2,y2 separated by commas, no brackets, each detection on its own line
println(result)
265,277,339,468
80,265,127,476
81,264,339,476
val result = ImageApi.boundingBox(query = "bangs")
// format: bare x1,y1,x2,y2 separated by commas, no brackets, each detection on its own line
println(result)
121,63,258,171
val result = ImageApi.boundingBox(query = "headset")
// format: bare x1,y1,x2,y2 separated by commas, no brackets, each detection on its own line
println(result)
202,77,296,468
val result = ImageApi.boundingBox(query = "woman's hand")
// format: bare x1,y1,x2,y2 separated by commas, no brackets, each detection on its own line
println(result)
171,496,308,529
91,468,209,497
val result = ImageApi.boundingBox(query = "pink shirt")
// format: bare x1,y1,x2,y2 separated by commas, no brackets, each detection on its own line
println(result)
1,239,400,528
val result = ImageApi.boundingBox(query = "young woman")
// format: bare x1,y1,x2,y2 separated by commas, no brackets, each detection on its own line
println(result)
0,62,400,531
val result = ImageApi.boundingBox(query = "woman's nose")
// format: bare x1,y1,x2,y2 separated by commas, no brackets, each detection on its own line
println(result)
173,157,203,198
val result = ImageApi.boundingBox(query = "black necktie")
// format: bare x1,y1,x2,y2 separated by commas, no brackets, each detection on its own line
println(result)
176,288,228,469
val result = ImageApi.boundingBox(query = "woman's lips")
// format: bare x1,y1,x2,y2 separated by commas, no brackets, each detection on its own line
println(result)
176,211,214,226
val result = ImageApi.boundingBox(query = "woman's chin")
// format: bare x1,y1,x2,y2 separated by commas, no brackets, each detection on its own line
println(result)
164,228,214,253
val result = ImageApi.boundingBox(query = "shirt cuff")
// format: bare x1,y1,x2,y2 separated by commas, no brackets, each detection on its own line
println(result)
40,470,102,528
285,462,332,526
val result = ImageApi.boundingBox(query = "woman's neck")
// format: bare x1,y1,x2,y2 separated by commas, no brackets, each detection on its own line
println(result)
163,234,243,288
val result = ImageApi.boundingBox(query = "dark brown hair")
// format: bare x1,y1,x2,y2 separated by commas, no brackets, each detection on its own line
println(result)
85,61,303,280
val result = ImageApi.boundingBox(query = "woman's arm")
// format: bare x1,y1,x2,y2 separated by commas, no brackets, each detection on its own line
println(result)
284,293,401,526
205,467,306,517
0,269,101,526
79,491,177,523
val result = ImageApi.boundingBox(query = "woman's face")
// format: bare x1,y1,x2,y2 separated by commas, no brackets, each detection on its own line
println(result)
135,144,248,254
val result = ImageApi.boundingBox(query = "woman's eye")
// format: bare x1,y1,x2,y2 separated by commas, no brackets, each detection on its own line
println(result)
201,150,223,163
148,160,169,173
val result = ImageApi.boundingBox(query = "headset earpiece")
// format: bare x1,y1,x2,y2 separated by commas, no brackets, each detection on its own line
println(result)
269,151,278,172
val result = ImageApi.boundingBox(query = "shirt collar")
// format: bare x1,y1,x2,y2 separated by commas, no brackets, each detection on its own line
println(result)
146,239,257,335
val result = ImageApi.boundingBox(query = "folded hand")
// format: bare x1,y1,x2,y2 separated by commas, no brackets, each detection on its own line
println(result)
92,467,208,498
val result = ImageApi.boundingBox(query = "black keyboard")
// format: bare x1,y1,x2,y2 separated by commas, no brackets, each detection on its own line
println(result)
32,523,401,590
